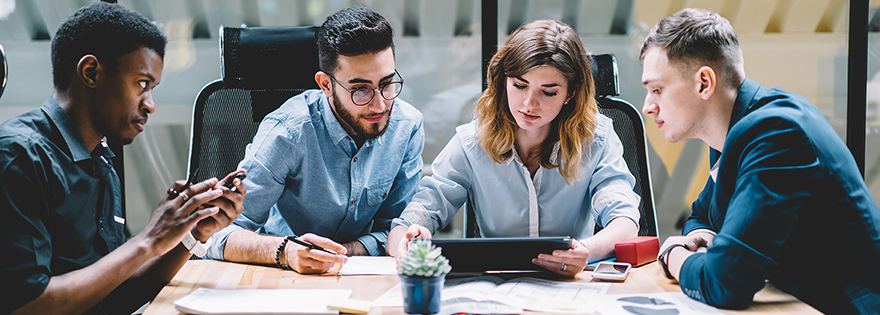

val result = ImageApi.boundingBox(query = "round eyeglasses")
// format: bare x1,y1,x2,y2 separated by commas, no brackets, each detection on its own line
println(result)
328,70,404,106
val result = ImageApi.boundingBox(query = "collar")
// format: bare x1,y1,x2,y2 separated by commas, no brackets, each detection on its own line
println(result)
91,141,117,166
709,153,720,182
505,141,560,165
505,148,519,165
41,97,94,162
319,95,385,148
712,78,761,167
728,78,762,133
548,142,560,164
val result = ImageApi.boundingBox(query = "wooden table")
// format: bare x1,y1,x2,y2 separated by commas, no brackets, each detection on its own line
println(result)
143,260,820,314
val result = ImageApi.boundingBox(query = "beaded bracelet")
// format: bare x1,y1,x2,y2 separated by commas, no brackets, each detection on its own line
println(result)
275,237,292,270
658,243,690,279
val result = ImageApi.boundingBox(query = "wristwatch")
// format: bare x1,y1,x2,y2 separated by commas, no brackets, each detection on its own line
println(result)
658,243,690,279
182,231,212,258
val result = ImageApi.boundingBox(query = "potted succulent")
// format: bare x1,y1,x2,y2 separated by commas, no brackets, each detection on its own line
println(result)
398,239,452,314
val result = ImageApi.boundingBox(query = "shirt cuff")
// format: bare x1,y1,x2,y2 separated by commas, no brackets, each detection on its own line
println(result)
391,217,413,230
686,228,717,237
205,224,243,260
357,232,383,256
679,252,707,302
592,185,641,231
398,203,434,233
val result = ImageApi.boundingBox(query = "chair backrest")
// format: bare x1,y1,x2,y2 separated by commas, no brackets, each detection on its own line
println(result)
0,44,7,100
465,54,658,237
188,26,319,182
591,54,658,237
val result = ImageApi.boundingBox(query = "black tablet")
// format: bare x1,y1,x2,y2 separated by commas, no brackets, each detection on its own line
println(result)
428,237,573,274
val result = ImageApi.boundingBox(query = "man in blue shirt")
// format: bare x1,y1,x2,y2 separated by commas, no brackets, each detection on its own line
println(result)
0,3,245,314
205,6,424,274
641,8,880,313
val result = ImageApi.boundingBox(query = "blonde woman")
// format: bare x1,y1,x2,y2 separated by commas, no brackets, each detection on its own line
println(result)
387,20,640,277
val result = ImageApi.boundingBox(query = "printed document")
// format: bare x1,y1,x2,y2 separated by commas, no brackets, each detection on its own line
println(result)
584,292,723,315
373,275,610,314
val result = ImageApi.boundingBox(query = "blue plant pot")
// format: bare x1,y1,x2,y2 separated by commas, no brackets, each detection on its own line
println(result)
400,274,445,314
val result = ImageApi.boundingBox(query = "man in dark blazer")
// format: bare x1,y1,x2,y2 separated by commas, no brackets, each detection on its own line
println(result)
640,8,880,314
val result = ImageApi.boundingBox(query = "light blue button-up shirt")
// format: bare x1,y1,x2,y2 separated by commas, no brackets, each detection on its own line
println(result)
207,89,424,258
393,115,639,240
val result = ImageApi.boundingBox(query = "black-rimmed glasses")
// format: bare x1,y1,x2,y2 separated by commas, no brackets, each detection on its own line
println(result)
328,70,404,106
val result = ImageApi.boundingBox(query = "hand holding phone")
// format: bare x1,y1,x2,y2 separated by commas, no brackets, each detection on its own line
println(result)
592,261,631,281
224,173,246,192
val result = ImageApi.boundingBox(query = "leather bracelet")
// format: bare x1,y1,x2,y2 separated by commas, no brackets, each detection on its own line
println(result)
275,237,292,270
658,243,690,279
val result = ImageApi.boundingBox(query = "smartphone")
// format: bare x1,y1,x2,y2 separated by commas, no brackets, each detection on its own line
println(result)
591,261,631,281
224,173,246,192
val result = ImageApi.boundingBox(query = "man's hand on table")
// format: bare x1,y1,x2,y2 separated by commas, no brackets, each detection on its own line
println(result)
284,233,348,274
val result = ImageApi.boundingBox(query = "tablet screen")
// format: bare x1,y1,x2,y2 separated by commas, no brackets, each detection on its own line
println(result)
429,237,572,273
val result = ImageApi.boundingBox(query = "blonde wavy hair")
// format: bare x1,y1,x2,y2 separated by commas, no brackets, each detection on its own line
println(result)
474,19,597,184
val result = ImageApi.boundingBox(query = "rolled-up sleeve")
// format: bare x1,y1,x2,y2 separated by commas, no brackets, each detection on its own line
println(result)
588,120,640,229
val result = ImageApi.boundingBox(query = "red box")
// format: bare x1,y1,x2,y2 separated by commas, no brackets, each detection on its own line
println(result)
614,236,660,266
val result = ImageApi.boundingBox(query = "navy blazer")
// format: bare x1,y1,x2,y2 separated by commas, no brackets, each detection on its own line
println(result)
679,78,880,314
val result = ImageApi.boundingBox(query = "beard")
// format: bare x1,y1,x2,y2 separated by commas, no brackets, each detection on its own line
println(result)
331,88,392,140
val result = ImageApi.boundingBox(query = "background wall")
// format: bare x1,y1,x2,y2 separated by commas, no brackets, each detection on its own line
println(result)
0,0,872,240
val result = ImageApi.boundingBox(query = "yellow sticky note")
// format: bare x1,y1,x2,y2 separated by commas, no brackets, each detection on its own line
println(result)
327,298,372,314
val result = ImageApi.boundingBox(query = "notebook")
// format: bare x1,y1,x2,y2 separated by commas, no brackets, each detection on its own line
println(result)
429,237,573,274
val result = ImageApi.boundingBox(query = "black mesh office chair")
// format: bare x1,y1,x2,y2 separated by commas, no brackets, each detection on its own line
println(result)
465,54,658,237
188,26,320,181
591,54,659,237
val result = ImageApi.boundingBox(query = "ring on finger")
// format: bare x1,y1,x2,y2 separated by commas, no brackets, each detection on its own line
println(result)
167,188,179,197
180,191,190,202
561,263,567,272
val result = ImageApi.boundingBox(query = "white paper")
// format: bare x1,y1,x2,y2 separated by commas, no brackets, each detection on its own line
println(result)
373,282,523,315
174,288,352,315
372,283,405,307
373,276,610,314
585,292,724,315
445,276,609,313
440,296,524,315
337,256,398,275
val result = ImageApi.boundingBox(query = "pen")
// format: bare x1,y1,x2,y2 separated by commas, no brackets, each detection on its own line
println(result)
287,236,338,255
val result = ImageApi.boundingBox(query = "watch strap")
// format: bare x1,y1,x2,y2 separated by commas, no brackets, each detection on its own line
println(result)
182,231,212,258
658,243,690,279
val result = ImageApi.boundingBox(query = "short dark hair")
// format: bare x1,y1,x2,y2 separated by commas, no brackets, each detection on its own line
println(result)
640,8,743,86
317,6,394,75
51,2,167,91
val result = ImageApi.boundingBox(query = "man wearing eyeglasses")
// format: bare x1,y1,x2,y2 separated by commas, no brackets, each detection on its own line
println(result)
204,6,424,274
